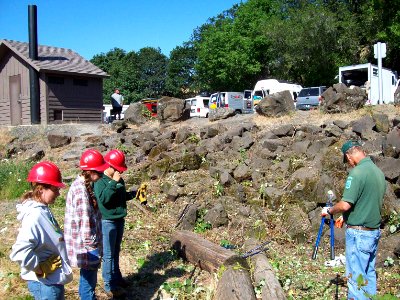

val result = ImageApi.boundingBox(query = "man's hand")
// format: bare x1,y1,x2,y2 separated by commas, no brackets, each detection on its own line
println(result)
335,216,344,228
113,171,121,182
321,207,331,217
36,255,62,278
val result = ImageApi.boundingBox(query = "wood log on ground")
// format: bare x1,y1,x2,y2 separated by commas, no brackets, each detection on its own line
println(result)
213,266,257,300
244,238,287,300
171,230,247,273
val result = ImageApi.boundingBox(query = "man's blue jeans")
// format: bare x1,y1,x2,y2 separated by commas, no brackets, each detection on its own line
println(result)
102,218,124,292
79,268,98,300
346,228,381,300
27,280,64,300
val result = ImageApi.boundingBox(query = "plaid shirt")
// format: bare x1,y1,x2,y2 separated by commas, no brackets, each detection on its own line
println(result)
64,176,102,268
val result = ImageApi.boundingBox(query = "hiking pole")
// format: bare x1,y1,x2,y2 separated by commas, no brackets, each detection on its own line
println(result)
328,190,335,260
312,190,335,260
242,241,270,258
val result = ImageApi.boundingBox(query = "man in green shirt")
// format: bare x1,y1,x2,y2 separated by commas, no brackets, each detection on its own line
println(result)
321,140,386,300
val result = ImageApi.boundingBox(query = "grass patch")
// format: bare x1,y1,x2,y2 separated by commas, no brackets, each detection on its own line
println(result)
0,160,34,200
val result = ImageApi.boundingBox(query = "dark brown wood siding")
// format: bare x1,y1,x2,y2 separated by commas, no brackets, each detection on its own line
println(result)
0,50,31,125
46,75,103,123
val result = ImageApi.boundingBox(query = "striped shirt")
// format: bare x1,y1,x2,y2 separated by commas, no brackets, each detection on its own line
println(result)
64,176,102,268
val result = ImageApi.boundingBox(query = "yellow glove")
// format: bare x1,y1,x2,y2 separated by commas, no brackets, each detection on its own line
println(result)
37,255,62,278
136,183,148,205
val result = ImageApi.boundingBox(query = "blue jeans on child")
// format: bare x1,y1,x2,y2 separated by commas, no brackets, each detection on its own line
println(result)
27,280,64,300
79,268,98,300
345,228,381,300
102,218,125,292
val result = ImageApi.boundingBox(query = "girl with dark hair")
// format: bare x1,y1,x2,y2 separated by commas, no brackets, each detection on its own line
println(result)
64,149,108,300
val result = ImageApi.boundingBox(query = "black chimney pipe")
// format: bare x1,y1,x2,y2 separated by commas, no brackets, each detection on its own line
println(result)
28,4,40,124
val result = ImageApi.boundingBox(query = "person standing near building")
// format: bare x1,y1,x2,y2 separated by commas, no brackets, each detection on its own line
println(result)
94,149,135,298
10,161,73,300
111,89,124,120
64,149,108,300
321,141,386,300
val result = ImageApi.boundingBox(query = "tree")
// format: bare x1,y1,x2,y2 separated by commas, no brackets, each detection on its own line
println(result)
194,1,274,92
165,42,197,98
136,47,168,101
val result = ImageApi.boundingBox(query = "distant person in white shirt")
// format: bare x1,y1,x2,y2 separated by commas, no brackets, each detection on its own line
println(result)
111,89,124,120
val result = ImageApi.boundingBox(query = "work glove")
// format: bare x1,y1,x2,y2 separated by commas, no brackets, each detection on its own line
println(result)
335,216,344,228
321,207,332,217
37,255,62,278
136,182,148,205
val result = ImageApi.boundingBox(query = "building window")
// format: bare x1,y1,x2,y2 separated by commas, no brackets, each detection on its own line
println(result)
73,78,88,86
54,110,63,121
48,76,64,84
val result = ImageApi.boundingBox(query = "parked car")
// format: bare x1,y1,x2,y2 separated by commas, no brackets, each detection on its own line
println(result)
296,86,327,110
186,95,210,118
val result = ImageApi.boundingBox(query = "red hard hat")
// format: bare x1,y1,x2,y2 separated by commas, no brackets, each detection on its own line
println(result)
104,149,127,172
79,149,108,171
27,161,66,188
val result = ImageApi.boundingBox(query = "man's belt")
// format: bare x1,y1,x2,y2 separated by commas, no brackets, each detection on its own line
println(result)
346,225,378,231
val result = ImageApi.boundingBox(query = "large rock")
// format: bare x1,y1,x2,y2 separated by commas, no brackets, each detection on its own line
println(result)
320,83,366,113
157,96,190,124
394,84,400,106
47,134,71,148
208,107,236,121
124,102,150,125
255,90,295,117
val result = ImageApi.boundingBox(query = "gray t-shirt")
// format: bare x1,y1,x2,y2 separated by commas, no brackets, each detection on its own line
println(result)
111,93,124,108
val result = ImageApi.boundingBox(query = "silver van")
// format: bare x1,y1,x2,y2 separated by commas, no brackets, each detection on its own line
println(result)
296,86,327,110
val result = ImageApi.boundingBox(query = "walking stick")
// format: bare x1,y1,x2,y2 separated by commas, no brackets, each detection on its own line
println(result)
312,190,335,260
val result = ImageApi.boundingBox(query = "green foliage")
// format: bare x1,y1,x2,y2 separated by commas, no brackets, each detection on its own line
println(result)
384,257,395,267
91,47,168,103
0,160,33,200
387,211,400,234
187,133,200,144
161,279,195,297
194,208,212,233
166,42,197,98
213,181,224,197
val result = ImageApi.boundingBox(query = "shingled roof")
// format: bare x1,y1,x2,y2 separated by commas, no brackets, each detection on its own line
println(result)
0,39,108,78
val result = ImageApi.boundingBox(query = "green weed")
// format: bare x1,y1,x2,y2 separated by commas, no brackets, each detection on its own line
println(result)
0,160,34,200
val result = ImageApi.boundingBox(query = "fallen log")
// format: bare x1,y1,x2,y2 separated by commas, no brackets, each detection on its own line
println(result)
213,266,257,300
244,238,286,300
171,230,246,273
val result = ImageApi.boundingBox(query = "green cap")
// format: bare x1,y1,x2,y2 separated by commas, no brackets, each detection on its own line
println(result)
341,140,361,163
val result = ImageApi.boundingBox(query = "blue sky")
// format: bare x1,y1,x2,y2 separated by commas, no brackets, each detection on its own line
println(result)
0,0,242,60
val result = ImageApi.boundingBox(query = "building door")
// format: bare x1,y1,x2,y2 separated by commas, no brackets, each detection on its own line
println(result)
9,75,22,126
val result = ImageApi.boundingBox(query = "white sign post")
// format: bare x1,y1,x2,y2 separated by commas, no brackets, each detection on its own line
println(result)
374,42,387,104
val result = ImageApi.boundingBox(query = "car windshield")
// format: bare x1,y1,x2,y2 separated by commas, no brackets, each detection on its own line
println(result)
299,88,319,97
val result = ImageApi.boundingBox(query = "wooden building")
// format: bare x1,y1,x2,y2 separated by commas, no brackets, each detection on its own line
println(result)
0,39,108,125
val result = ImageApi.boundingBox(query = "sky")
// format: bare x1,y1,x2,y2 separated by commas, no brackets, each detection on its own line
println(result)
0,0,242,60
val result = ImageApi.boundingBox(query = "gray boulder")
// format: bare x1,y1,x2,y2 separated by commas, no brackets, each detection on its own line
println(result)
255,90,295,117
320,83,366,113
124,102,150,125
204,202,229,228
47,134,71,148
208,107,236,121
394,84,400,106
157,97,190,124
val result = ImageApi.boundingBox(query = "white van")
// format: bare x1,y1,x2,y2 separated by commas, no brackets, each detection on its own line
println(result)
251,79,303,106
209,92,253,114
185,95,210,118
103,104,130,123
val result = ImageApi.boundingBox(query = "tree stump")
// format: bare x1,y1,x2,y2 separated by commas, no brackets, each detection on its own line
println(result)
244,238,286,300
171,230,246,273
213,266,257,300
